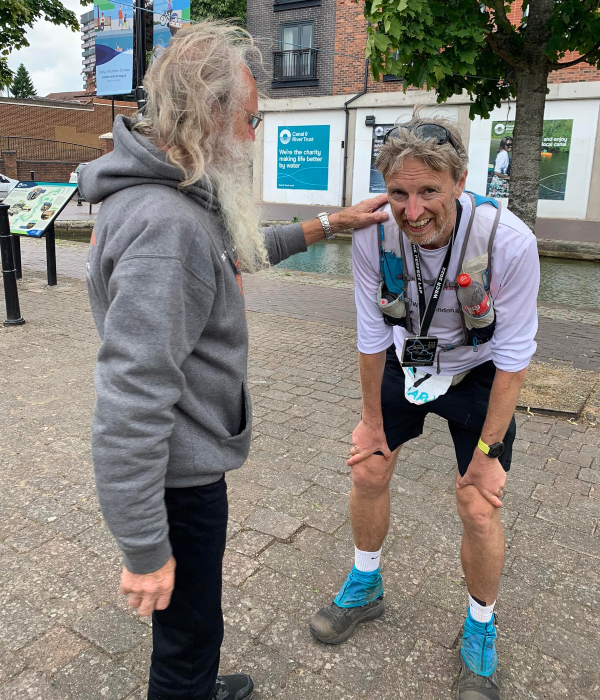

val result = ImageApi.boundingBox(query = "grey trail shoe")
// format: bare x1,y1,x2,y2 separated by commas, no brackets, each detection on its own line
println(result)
456,657,501,699
309,596,384,645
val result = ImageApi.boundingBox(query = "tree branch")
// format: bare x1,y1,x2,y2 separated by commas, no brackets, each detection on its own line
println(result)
493,0,513,34
554,46,600,70
485,31,521,69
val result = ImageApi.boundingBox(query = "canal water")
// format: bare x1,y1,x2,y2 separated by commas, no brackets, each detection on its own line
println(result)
276,239,600,308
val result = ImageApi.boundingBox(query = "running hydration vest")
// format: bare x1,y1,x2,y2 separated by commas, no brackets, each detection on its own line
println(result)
378,192,502,354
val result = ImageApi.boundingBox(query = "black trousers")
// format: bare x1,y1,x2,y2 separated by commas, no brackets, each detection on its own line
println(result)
148,477,228,700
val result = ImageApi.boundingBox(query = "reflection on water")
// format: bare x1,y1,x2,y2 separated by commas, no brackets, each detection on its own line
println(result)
277,238,354,276
276,239,600,308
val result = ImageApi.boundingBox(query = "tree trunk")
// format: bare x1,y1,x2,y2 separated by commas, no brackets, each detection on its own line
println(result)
508,64,549,232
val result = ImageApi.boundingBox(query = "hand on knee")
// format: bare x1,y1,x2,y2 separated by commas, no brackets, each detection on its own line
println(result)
457,487,498,538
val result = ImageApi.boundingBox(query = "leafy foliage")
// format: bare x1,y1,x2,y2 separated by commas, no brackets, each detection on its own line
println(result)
190,0,246,25
364,0,600,120
11,63,36,97
0,0,79,90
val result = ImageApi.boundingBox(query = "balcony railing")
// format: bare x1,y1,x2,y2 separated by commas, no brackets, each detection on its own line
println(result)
273,49,317,84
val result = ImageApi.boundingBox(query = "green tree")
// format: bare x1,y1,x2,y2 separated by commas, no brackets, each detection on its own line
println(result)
10,63,36,98
190,0,246,25
365,0,600,231
1,1,79,92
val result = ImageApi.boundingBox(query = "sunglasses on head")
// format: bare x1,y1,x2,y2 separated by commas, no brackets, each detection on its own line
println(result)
246,111,263,131
383,123,458,151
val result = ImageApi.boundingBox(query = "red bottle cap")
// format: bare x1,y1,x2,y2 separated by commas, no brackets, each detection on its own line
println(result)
457,273,472,288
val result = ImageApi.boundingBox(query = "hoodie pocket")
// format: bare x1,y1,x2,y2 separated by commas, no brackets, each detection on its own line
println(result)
222,380,252,447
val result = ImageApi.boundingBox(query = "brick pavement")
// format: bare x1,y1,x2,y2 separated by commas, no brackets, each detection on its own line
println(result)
0,250,599,698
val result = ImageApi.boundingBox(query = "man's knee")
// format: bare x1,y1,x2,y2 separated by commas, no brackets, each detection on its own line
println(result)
456,484,500,536
350,454,395,495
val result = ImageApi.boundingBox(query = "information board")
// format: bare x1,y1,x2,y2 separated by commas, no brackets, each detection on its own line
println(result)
277,125,330,191
5,183,78,237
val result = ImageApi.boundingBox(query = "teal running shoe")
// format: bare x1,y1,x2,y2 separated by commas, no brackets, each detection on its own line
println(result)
460,609,498,677
333,566,384,608
309,567,384,645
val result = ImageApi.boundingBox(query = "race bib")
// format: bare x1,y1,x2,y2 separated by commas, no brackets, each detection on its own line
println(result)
399,364,453,405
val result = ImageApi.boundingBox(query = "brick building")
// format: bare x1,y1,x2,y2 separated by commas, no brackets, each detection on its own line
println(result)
248,0,600,222
0,96,136,182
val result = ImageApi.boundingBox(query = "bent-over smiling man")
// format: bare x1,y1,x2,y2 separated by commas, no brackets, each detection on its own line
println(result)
310,116,540,700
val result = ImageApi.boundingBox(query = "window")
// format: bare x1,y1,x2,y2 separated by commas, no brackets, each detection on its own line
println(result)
273,22,318,87
383,52,411,82
274,0,321,10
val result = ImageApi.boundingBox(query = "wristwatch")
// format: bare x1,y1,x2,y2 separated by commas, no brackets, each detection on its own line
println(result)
318,212,335,240
477,438,505,459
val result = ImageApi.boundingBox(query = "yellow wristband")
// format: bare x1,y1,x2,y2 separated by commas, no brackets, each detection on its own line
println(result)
477,438,490,455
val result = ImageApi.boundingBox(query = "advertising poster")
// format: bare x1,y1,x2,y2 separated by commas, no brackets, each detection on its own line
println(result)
487,120,573,201
94,1,134,96
4,183,77,238
369,124,394,193
277,125,330,191
153,0,190,62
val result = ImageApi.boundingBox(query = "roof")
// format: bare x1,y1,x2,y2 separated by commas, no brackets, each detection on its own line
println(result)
44,91,94,104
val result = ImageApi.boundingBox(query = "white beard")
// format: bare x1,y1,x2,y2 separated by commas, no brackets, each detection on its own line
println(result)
208,140,268,273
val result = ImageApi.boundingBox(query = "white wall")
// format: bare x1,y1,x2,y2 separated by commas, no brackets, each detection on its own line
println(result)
466,99,600,219
351,105,461,204
262,110,346,206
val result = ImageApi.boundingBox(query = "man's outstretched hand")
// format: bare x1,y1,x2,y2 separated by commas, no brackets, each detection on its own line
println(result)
329,194,389,233
120,555,176,616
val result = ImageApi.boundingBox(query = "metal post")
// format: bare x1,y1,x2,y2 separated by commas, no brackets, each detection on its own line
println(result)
111,97,115,124
12,235,22,279
0,204,25,325
135,0,147,117
45,221,57,287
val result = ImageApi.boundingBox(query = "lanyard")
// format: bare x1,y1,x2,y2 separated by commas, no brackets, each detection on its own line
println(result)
411,238,453,337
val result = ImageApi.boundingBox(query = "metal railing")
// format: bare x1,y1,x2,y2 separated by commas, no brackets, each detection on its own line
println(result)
0,137,101,163
273,49,318,82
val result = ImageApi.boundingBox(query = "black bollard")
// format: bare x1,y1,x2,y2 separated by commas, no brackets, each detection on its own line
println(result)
0,204,25,326
30,171,35,181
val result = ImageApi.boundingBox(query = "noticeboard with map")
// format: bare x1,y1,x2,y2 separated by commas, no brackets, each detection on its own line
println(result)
4,182,77,237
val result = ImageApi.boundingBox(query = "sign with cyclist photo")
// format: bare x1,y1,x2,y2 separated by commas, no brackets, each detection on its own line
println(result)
152,0,190,63
369,124,394,193
487,119,573,201
4,182,77,237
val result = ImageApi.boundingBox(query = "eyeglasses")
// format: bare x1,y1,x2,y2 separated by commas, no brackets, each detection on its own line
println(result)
383,123,459,151
246,111,263,131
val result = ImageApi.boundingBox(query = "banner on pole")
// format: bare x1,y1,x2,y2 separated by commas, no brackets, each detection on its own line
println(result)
152,0,190,62
94,1,134,96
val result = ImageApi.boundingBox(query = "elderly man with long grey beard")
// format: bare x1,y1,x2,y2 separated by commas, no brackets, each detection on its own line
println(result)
309,115,540,700
78,21,388,700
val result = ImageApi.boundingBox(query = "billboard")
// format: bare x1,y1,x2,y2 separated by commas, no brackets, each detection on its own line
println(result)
152,0,191,62
277,126,330,191
487,120,573,201
94,1,134,96
4,183,77,238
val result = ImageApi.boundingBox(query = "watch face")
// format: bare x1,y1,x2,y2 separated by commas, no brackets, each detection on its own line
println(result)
488,442,505,459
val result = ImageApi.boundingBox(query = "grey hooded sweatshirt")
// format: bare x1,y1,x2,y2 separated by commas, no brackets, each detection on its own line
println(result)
80,115,307,574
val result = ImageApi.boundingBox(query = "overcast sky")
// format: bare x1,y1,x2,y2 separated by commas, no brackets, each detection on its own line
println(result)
7,0,88,96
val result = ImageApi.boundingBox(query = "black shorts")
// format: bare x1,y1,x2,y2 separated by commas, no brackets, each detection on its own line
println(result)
380,346,515,477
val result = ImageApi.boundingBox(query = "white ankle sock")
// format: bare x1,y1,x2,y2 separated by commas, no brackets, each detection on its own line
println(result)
469,594,495,623
354,547,381,573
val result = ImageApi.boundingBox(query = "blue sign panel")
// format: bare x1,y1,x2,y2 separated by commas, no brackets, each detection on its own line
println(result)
277,125,330,191
94,2,134,96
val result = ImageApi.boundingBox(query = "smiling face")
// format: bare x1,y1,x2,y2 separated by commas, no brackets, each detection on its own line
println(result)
386,158,467,248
